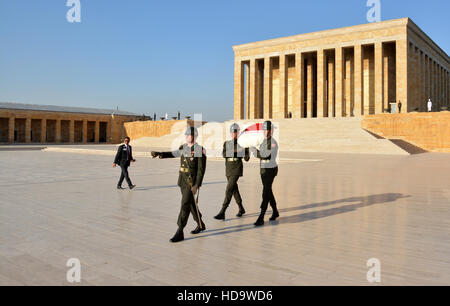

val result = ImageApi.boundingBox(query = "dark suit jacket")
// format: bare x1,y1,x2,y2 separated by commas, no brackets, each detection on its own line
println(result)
114,144,134,167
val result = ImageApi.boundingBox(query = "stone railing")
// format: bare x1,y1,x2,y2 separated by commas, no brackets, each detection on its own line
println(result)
124,119,206,140
362,112,450,152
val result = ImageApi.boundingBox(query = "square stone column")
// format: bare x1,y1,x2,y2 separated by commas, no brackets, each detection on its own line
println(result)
438,64,441,107
396,39,408,111
328,54,335,117
106,120,112,143
69,120,75,143
430,61,434,106
436,65,440,107
296,53,305,118
245,62,250,119
41,119,47,143
419,52,425,111
264,57,272,119
415,48,421,111
437,65,440,108
306,55,313,118
56,119,61,143
335,47,344,117
434,62,437,106
374,42,383,114
425,57,430,102
279,55,288,118
353,44,362,116
345,53,354,117
442,68,444,107
430,59,434,104
445,70,450,107
249,59,257,119
442,69,444,107
82,120,88,143
446,71,450,107
317,49,326,117
25,118,31,143
8,117,15,143
95,121,100,143
408,43,417,108
234,59,245,120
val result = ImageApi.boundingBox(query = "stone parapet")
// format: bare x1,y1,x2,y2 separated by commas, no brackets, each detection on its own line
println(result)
362,112,450,152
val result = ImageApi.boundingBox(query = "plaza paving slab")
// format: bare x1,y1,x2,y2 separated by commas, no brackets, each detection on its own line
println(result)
1,149,450,285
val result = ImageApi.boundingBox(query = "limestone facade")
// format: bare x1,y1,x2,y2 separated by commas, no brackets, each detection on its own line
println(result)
362,112,450,152
233,18,450,119
0,103,138,144
124,119,202,140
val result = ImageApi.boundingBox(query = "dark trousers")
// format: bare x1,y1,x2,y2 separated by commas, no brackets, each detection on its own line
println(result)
260,173,278,214
178,185,203,229
222,175,242,208
118,165,133,187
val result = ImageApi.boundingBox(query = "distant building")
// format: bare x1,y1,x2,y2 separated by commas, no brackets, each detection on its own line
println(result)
233,18,449,119
0,102,139,144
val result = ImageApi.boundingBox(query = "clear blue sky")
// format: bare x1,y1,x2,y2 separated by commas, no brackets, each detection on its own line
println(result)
0,0,448,121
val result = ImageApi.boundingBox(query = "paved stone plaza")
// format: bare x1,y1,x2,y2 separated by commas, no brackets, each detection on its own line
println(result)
1,148,450,285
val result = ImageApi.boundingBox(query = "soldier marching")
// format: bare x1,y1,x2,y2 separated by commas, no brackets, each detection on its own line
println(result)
252,121,280,226
151,126,207,243
146,120,279,242
214,123,250,220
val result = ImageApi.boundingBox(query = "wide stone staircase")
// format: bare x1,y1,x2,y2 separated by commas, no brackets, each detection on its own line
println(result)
133,117,409,155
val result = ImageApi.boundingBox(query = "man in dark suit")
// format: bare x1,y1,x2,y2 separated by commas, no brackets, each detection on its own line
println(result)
113,137,136,190
151,126,207,243
214,123,250,220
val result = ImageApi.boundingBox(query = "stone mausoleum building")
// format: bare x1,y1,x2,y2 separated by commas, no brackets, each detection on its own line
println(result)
233,18,450,120
0,102,138,144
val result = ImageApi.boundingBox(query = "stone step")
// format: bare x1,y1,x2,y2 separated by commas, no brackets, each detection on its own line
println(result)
132,118,409,155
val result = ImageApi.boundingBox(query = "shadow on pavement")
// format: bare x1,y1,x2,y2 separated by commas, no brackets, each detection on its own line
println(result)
186,193,411,240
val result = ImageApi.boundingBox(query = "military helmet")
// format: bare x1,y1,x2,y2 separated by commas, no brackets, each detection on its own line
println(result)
262,120,273,131
230,123,240,133
184,126,198,137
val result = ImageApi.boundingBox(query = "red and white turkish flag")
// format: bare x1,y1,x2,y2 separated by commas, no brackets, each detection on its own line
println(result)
237,123,265,148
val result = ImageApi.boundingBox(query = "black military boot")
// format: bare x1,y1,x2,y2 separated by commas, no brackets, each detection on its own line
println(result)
254,212,265,226
214,206,227,220
236,203,246,217
269,209,279,221
191,221,206,234
170,228,184,243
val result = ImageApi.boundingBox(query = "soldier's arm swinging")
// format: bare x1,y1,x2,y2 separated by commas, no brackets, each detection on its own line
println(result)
256,147,271,160
151,145,183,159
222,142,227,158
194,148,207,189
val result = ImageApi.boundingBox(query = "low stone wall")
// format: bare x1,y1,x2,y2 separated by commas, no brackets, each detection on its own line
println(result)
362,112,450,152
124,120,197,140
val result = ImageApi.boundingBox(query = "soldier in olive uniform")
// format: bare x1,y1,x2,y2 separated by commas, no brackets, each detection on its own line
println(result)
253,121,279,226
214,123,250,220
151,126,207,243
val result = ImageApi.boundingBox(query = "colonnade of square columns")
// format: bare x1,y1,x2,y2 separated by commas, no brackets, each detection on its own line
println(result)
234,39,449,120
408,41,450,112
2,117,110,144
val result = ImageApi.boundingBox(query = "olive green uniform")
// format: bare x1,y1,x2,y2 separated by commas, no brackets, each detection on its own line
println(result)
159,143,207,229
222,140,250,209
